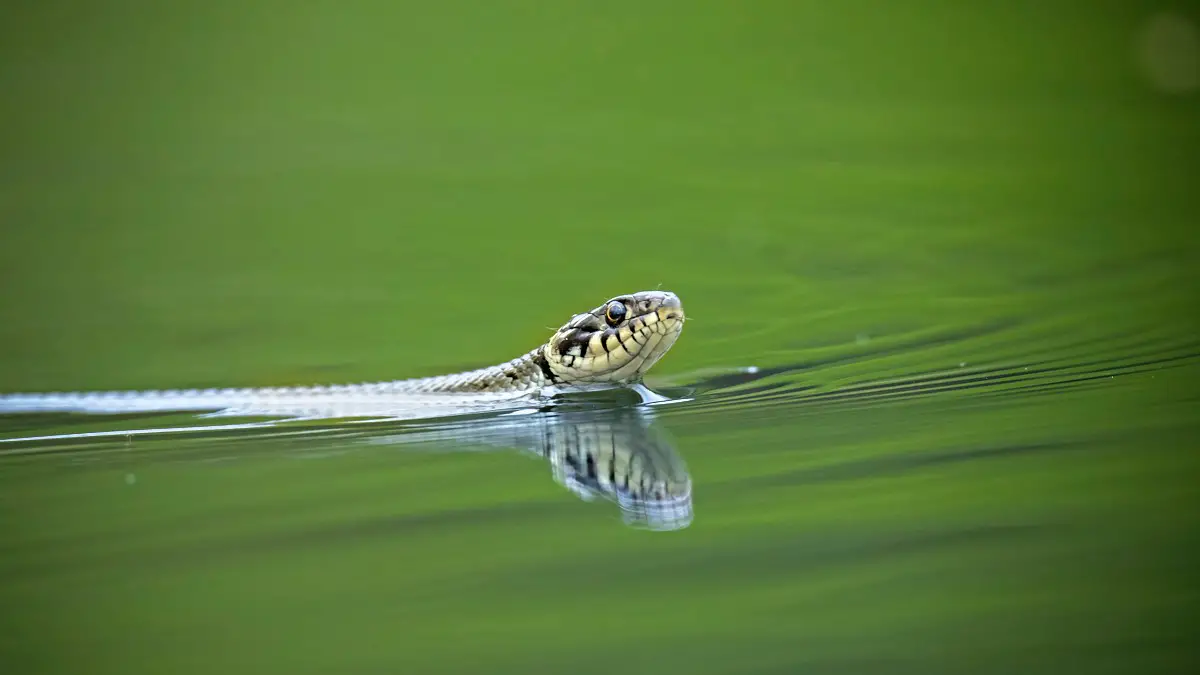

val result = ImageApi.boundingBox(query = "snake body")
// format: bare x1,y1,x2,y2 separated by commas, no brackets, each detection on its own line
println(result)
0,291,685,419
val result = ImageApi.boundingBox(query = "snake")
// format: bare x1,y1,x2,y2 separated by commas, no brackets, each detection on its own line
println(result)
0,291,686,419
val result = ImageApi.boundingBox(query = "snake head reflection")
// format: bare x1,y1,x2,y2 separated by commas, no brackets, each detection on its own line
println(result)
366,399,693,531
545,407,693,531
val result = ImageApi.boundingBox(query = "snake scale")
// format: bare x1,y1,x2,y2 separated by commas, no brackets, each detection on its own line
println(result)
0,291,686,419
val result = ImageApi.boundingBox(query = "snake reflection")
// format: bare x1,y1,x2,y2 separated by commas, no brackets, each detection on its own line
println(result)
368,401,692,531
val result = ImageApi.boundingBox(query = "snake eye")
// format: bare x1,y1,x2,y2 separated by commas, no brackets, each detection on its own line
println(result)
604,301,627,327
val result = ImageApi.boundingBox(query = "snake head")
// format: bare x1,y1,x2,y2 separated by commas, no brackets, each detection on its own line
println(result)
543,291,685,385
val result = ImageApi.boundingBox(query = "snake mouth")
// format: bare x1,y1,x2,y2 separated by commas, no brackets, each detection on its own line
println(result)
637,315,683,374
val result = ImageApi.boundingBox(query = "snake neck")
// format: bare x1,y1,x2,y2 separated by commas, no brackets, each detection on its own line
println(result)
388,348,554,394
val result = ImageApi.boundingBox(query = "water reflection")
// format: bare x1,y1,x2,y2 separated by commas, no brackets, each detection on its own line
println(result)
368,399,693,531
0,391,693,531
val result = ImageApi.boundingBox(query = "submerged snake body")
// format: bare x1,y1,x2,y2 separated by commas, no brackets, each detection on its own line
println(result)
0,291,685,418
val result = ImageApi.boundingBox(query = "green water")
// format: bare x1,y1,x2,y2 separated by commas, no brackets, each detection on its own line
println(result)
1,1,1197,673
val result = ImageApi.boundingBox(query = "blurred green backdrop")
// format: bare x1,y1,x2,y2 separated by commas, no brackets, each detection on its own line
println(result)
1,0,1195,393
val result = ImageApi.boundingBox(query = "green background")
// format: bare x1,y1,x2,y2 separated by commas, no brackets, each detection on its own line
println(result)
1,1,1197,673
